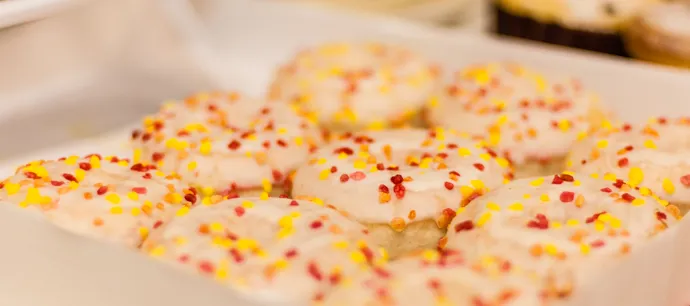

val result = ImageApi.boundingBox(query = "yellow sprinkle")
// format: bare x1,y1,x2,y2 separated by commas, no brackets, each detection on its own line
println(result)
486,202,500,211
210,222,224,233
639,187,652,196
551,221,562,229
316,158,327,165
237,238,256,251
294,136,304,146
199,140,212,155
631,198,645,206
508,202,523,211
127,192,139,201
470,180,485,189
148,245,166,257
610,218,622,229
576,131,588,141
594,220,605,231
495,157,510,168
539,194,550,202
557,120,570,131
566,219,579,227
241,200,254,208
522,193,531,199
603,173,617,181
643,139,657,149
262,179,272,193
277,127,287,135
457,148,472,157
459,186,475,198
260,192,269,200
350,251,366,263
596,140,609,149
277,227,294,239
573,180,581,186
176,206,190,217
5,183,20,195
544,244,558,256
333,241,349,249
479,153,492,161
530,177,544,187
476,212,492,226
131,207,141,216
422,249,439,262
367,121,385,131
187,161,197,171
133,148,142,163
74,169,86,182
419,157,433,169
274,259,289,270
139,227,149,239
68,181,79,190
428,96,439,108
662,178,675,194
278,215,293,228
105,193,121,204
580,244,591,255
64,156,79,165
628,167,644,186
590,173,600,179
353,160,366,169
110,206,123,214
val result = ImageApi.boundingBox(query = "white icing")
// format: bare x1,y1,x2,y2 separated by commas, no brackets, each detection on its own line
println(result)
643,2,690,36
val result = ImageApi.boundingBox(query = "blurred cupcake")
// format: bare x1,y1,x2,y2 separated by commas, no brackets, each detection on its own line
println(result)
624,2,690,69
493,0,661,56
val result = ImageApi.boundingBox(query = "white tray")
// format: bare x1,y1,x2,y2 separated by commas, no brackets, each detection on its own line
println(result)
1,0,690,305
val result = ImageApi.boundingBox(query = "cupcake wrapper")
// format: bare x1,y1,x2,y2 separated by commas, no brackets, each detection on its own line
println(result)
492,2,630,57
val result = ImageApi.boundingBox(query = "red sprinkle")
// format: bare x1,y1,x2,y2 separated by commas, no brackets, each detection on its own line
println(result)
590,240,606,248
228,140,241,150
329,166,337,173
333,147,354,155
289,200,299,206
656,211,667,221
234,206,245,217
79,162,92,171
350,171,366,181
378,184,389,193
184,194,197,204
560,191,575,203
339,174,349,183
621,193,635,203
552,175,564,185
285,248,298,259
198,261,214,274
680,175,690,187
62,173,77,182
152,152,165,162
390,174,404,185
96,186,108,195
473,163,485,171
600,187,612,193
560,174,574,182
586,211,606,223
454,220,475,232
307,262,323,281
132,187,147,194
393,184,406,199
310,220,323,229
229,249,244,263
617,158,629,167
526,214,549,229
50,180,64,187
444,182,454,190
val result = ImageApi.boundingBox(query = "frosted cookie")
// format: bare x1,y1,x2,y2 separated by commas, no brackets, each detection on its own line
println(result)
426,62,609,178
268,42,440,131
321,248,547,306
142,197,385,305
291,128,512,258
493,0,662,56
131,91,322,198
568,117,690,213
443,173,679,299
625,2,690,69
0,155,196,247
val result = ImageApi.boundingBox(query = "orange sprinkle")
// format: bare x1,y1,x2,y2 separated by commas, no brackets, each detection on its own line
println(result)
408,210,417,220
93,218,104,227
529,245,543,257
390,217,406,232
83,192,93,200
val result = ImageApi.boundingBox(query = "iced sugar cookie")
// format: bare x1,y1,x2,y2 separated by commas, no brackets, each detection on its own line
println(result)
443,173,678,299
426,62,609,178
142,197,385,305
321,248,547,306
131,91,322,198
268,42,440,131
0,155,196,247
292,128,512,258
568,117,690,213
